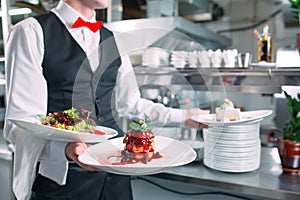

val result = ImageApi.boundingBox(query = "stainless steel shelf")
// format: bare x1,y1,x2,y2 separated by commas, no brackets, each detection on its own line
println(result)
134,67,300,94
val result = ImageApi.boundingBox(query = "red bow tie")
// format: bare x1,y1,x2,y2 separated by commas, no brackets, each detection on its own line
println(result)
72,17,103,33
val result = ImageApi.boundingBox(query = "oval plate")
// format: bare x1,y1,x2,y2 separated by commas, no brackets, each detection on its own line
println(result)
191,110,273,126
8,118,118,143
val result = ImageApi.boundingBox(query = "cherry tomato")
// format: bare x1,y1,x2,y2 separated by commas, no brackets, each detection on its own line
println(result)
94,130,106,135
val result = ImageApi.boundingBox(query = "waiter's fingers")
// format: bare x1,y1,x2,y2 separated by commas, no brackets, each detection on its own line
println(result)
185,119,208,129
185,108,210,129
65,142,101,172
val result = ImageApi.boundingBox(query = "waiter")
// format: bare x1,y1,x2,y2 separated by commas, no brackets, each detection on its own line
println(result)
3,0,209,199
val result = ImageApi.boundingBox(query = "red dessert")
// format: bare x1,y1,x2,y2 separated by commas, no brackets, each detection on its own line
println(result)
121,119,161,164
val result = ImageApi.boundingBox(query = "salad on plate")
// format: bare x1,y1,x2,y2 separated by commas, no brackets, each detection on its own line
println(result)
40,107,105,135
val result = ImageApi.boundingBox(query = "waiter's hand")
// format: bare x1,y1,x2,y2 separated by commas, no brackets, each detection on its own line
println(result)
184,108,210,129
65,142,101,171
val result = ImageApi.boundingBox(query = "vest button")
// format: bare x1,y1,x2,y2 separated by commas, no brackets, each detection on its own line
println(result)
92,80,98,85
99,117,104,123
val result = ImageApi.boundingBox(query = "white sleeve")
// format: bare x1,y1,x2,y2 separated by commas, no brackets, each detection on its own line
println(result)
4,18,48,142
115,54,186,127
3,18,69,188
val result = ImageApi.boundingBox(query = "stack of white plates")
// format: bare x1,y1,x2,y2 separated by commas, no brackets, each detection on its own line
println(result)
203,122,261,173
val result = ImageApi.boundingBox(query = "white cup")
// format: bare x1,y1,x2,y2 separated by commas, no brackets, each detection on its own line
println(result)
223,49,238,67
238,52,252,68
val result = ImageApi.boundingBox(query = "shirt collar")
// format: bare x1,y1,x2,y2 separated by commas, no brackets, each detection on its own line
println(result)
52,0,97,28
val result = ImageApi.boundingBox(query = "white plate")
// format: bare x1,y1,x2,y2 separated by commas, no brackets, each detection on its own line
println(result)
78,136,196,175
206,148,260,158
203,130,259,140
205,134,258,141
206,123,259,132
8,118,118,143
204,140,260,149
204,156,260,165
204,144,259,153
204,159,260,173
205,127,259,134
250,62,277,68
204,136,260,145
191,110,272,126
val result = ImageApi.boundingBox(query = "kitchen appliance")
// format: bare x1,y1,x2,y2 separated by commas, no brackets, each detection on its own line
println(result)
106,16,230,52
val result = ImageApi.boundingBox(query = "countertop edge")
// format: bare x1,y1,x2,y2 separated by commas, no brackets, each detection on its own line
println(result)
151,171,300,200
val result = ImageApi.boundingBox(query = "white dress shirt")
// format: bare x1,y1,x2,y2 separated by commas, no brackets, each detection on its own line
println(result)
3,1,186,199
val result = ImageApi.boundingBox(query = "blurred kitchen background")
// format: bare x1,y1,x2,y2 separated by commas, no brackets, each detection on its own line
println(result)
0,0,300,199
0,0,298,62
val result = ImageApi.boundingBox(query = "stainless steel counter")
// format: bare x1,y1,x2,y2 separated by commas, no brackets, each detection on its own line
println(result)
149,147,300,200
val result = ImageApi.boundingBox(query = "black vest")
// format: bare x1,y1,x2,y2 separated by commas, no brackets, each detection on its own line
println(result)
35,12,123,136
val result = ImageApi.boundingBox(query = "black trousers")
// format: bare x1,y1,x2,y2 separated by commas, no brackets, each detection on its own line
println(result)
31,163,133,200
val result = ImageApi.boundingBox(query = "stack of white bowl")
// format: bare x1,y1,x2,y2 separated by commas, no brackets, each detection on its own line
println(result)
170,51,188,68
203,122,261,173
142,48,169,67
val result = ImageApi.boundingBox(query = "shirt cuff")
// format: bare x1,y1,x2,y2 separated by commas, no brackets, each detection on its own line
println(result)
39,140,68,162
39,160,68,185
38,141,69,185
168,108,187,127
49,141,68,162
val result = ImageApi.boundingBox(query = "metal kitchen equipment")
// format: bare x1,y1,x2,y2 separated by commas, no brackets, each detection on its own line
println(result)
106,16,230,52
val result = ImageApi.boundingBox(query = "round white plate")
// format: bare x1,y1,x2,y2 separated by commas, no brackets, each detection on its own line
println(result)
204,137,259,145
206,123,259,132
204,140,260,149
204,159,260,173
203,129,259,140
206,148,260,158
191,110,272,126
204,144,259,154
8,118,118,143
207,126,259,132
204,156,260,165
78,136,196,175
